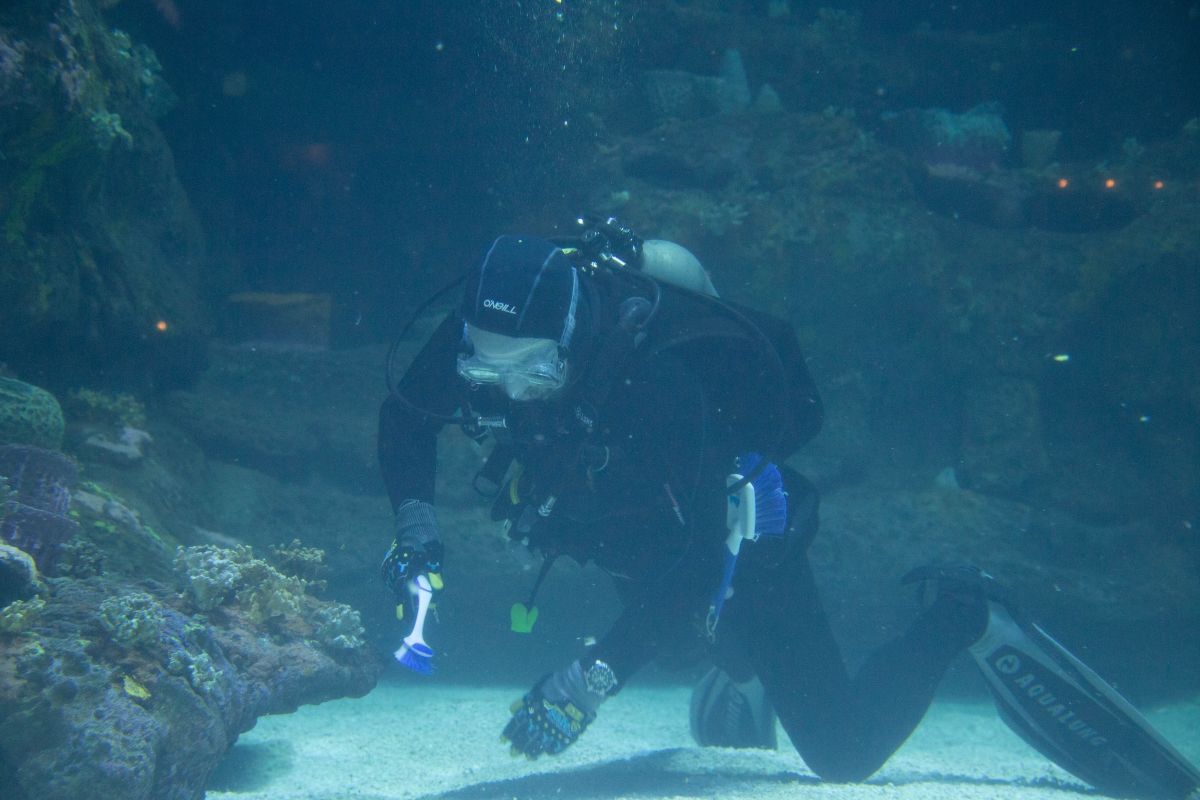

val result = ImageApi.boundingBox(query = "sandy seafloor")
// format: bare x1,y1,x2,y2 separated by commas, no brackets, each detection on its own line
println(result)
205,681,1200,800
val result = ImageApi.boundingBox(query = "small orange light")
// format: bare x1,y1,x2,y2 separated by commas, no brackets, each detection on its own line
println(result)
1153,180,1164,190
155,320,169,332
1057,178,1069,189
1104,178,1116,189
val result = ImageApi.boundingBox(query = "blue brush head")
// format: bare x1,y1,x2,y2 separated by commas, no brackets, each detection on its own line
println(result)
739,453,788,537
396,642,435,675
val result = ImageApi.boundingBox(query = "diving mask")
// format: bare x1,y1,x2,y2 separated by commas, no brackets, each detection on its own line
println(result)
457,324,568,400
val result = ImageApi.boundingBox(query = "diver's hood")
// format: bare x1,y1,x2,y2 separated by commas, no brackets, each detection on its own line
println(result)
462,235,580,349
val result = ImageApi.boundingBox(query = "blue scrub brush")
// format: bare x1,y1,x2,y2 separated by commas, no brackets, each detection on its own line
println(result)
394,574,435,674
707,454,788,639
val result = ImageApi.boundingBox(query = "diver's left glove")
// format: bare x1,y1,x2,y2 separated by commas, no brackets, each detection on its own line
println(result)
502,658,618,759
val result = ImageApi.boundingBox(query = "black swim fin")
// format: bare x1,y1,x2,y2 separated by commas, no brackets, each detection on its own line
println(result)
967,583,1200,799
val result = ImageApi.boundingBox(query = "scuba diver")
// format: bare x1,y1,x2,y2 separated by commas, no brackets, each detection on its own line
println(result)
378,219,1200,799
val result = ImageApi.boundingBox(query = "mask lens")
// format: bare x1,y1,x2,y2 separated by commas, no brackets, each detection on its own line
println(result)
520,365,565,388
456,356,503,384
458,326,567,396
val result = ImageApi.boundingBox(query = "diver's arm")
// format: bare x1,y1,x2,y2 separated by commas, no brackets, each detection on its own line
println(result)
377,310,463,509
590,555,713,687
379,310,462,604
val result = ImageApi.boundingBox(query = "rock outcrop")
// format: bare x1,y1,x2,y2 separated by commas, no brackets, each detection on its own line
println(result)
0,543,379,800
0,0,213,387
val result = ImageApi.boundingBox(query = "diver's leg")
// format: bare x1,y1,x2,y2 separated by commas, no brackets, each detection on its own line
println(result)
726,545,984,782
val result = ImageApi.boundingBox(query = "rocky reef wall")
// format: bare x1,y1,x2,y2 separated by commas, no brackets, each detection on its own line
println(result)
0,0,215,389
0,377,379,800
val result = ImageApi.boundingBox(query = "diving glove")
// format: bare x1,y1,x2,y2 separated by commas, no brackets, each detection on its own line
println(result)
381,500,443,600
502,659,617,759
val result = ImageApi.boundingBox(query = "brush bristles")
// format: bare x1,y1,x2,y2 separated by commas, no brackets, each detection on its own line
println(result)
751,461,788,537
395,643,435,675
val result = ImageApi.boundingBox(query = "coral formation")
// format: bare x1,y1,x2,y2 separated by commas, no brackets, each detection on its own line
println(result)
64,388,148,428
0,576,377,800
173,545,243,610
64,388,155,466
0,595,44,633
55,537,103,578
165,644,222,697
174,542,368,654
0,444,79,570
236,558,307,624
269,538,329,584
312,603,366,651
0,445,75,513
175,544,315,625
0,378,65,450
98,590,165,649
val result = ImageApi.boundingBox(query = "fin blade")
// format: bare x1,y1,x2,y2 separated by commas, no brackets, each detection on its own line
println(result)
971,602,1200,799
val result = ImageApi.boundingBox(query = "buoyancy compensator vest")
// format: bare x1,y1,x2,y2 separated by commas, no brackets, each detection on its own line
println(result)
634,282,823,463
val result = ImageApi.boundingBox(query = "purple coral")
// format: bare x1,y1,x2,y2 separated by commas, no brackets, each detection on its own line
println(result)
0,445,80,570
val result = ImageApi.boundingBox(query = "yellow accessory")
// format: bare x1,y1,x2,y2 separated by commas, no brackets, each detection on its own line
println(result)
123,675,151,699
508,463,525,505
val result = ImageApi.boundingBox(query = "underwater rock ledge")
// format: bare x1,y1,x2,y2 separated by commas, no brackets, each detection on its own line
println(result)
0,553,380,800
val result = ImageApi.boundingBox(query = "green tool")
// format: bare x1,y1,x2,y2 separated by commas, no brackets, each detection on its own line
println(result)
510,551,557,634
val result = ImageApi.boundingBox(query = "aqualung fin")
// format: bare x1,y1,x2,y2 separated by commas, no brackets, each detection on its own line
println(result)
970,592,1200,799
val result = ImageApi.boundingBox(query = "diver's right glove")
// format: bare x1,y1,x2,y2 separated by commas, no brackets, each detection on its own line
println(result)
380,499,443,600
502,658,617,759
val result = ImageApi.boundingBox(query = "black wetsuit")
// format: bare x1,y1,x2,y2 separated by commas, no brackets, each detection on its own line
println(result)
378,299,980,782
